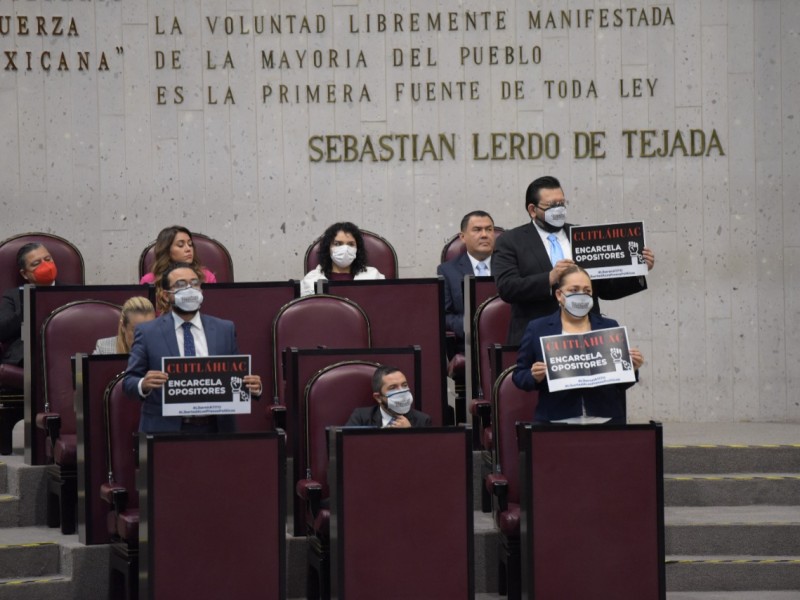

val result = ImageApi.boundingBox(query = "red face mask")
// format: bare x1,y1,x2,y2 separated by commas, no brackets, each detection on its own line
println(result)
30,261,57,285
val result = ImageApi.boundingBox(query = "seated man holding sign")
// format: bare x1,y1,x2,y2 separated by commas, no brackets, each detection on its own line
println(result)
124,262,262,433
512,265,644,425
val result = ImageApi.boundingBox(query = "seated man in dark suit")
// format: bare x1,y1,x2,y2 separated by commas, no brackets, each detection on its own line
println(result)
0,243,58,367
345,365,431,428
124,262,263,433
437,210,495,348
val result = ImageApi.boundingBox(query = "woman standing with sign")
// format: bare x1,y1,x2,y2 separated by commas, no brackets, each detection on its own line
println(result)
513,265,644,424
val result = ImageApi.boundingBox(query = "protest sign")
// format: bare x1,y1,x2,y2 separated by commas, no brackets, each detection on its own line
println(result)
570,221,647,279
541,327,636,392
161,355,252,416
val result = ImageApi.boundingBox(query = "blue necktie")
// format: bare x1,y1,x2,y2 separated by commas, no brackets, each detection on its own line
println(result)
547,234,564,267
182,322,196,357
476,261,488,276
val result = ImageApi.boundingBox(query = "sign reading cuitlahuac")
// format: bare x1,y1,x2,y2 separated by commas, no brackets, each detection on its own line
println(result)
0,3,725,165
571,222,648,280
162,355,252,416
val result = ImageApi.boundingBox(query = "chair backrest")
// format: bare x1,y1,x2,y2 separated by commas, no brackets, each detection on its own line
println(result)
138,232,234,283
303,229,398,279
272,295,371,402
0,232,84,292
492,366,537,504
41,301,122,430
103,372,140,510
474,295,512,400
440,227,505,264
304,361,379,497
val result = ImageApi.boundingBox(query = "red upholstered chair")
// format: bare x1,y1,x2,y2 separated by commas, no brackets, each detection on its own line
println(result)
439,226,505,263
271,295,370,411
303,229,398,279
0,232,85,292
100,372,141,600
138,232,234,283
469,294,512,510
485,366,537,600
37,300,121,534
295,361,379,600
0,233,84,455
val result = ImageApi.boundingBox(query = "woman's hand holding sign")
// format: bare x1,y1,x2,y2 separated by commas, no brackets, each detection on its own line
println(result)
243,374,262,397
531,361,547,384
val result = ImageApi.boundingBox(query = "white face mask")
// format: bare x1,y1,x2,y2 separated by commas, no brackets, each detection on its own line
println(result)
385,389,413,415
543,205,567,229
331,245,357,268
562,292,593,318
173,288,203,313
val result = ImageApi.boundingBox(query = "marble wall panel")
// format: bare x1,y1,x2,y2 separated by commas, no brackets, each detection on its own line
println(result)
781,3,800,247
754,1,787,421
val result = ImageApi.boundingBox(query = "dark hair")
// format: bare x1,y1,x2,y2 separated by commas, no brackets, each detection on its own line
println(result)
317,222,368,277
151,226,205,280
16,242,43,270
160,262,202,290
557,264,592,288
460,210,494,232
525,176,562,210
151,226,206,313
372,365,402,395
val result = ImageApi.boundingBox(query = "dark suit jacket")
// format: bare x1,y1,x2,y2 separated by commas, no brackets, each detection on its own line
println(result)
512,310,636,423
124,312,238,433
0,286,24,366
437,253,477,341
493,222,647,345
345,405,432,428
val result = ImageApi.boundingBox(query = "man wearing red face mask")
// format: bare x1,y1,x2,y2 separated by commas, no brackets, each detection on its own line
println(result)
0,243,58,367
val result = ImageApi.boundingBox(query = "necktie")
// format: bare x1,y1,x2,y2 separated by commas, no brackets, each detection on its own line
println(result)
476,261,488,276
182,322,196,357
547,234,564,267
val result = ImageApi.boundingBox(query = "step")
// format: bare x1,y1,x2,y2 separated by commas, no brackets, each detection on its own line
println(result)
0,539,60,579
0,455,48,527
0,576,72,600
666,556,800,592
665,506,800,555
665,473,800,506
664,444,800,474
0,526,109,600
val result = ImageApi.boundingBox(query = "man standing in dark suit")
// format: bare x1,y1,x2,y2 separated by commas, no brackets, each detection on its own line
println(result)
437,210,496,346
345,365,431,428
0,243,58,367
493,176,655,345
124,262,262,433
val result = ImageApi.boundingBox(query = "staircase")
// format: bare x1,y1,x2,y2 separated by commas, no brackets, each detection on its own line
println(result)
664,433,800,597
1,423,799,599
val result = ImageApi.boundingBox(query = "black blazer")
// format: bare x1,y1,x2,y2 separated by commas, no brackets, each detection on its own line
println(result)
493,222,647,345
345,405,432,428
0,286,24,366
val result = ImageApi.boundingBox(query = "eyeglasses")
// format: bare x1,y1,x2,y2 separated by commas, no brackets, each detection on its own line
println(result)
169,279,201,291
538,200,568,210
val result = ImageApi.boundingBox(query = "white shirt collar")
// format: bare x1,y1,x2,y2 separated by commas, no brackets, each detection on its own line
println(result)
379,405,395,427
532,219,571,259
466,252,492,276
170,310,203,332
